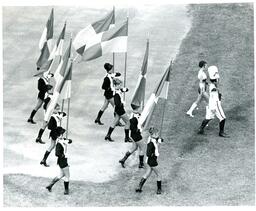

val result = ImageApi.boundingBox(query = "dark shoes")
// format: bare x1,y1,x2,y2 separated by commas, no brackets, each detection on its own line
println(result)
27,118,36,124
105,135,114,142
46,185,52,192
138,163,144,169
40,160,50,167
36,138,45,144
219,132,230,138
124,137,132,143
135,188,142,193
119,160,125,168
157,189,162,194
64,190,69,195
197,128,204,135
95,119,104,125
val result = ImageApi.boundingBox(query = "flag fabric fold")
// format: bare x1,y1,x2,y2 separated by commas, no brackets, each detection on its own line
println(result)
36,8,54,70
131,39,149,110
81,20,128,61
138,64,171,129
43,22,66,71
73,8,115,55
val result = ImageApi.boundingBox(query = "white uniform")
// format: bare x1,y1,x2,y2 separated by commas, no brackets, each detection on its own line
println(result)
198,68,207,93
205,83,226,121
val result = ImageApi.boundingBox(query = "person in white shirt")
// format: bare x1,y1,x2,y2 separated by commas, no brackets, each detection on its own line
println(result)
198,66,229,138
186,61,209,117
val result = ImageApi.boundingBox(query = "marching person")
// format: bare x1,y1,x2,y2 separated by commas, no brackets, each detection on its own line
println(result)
119,110,145,168
135,127,164,194
186,60,209,117
95,63,121,125
35,103,62,144
40,111,67,166
105,78,132,142
198,65,229,137
27,71,54,124
46,127,72,195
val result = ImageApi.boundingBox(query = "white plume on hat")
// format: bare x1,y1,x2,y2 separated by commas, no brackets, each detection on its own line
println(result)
208,65,220,80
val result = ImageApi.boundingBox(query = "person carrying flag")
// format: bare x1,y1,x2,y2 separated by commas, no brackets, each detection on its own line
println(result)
135,127,163,194
40,111,66,166
105,78,132,142
27,71,54,124
46,127,72,195
95,63,122,125
119,110,145,168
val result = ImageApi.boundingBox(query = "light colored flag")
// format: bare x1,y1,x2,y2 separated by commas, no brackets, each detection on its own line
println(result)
131,39,149,110
81,20,128,61
138,64,171,129
36,8,54,70
73,8,115,55
54,37,72,88
60,60,72,100
44,58,72,122
42,22,66,71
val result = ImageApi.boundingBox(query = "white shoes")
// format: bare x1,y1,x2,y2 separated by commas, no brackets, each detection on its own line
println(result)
186,111,194,118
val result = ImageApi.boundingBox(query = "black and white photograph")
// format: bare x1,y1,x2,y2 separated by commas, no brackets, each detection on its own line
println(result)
1,0,255,207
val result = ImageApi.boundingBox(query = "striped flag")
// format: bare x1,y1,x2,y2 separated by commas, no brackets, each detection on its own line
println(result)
54,37,72,89
60,61,72,100
81,20,128,61
138,64,171,129
43,22,66,71
44,58,72,122
131,39,149,110
36,8,54,70
73,8,115,55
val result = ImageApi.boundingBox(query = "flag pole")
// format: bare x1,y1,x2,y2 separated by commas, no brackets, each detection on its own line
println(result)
66,97,71,139
159,60,173,136
112,6,115,72
142,37,149,110
123,16,129,101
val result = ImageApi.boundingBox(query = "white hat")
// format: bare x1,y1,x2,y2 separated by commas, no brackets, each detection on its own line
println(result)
208,66,219,80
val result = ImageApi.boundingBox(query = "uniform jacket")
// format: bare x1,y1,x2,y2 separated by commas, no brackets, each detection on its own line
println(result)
37,77,49,100
114,91,126,116
102,74,115,99
55,138,69,168
129,116,142,142
208,83,220,111
146,137,159,167
198,68,207,93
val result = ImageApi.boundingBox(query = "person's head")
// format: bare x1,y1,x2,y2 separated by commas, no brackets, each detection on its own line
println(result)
104,63,114,74
149,127,159,139
199,60,207,69
53,103,60,114
57,111,67,119
113,78,123,89
208,65,219,82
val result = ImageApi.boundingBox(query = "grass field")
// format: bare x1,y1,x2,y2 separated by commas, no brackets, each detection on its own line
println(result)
3,3,255,207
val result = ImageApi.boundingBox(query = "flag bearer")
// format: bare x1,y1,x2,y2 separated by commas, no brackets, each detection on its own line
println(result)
95,63,122,125
46,127,72,195
27,71,54,124
135,127,163,194
105,78,132,142
119,110,145,168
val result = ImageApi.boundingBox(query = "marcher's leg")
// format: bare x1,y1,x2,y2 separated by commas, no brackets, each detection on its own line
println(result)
46,169,64,192
136,166,152,193
198,119,211,134
95,98,109,125
63,167,70,195
40,140,56,167
28,99,44,124
137,141,145,168
105,116,119,142
35,121,48,144
119,143,137,168
121,114,132,142
152,167,162,194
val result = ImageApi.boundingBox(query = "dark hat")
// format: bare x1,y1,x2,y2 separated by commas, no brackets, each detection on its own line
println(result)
199,60,207,68
56,127,66,136
58,111,67,118
104,63,113,71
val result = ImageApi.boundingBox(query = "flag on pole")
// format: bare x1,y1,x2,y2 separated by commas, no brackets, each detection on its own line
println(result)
131,39,149,110
73,8,115,55
36,8,54,70
138,64,171,129
60,61,72,100
54,37,72,88
44,58,72,122
42,22,66,71
81,20,128,61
